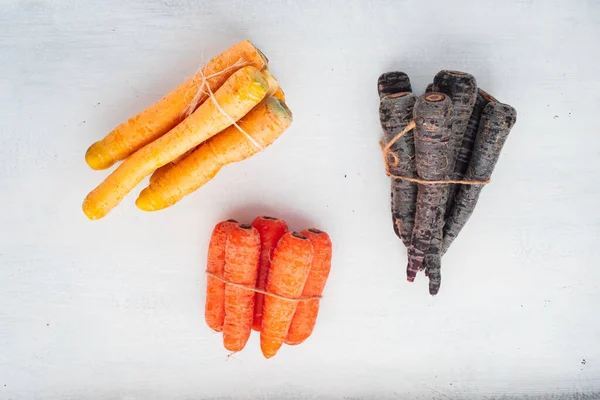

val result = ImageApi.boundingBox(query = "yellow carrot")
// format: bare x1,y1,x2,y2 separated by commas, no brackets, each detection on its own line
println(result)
85,40,267,170
136,97,292,211
82,66,268,220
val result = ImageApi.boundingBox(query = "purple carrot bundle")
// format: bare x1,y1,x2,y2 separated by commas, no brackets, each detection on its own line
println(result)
377,70,517,295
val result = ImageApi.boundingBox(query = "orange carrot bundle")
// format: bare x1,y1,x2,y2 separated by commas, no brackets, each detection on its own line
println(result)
205,220,238,332
260,232,314,358
223,223,260,352
85,40,267,170
251,216,289,331
204,218,332,358
285,228,332,345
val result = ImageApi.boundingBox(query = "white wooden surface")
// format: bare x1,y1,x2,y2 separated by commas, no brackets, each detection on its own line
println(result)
1,0,599,398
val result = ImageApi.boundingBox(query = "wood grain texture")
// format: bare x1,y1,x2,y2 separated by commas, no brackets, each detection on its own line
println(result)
1,0,600,398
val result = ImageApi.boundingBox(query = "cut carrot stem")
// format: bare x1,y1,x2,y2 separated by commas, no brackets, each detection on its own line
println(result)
407,93,454,281
251,216,289,332
377,71,412,99
271,88,286,101
82,66,268,220
285,228,332,346
85,40,267,170
261,69,280,97
205,219,238,332
261,232,314,358
136,97,292,211
223,224,261,352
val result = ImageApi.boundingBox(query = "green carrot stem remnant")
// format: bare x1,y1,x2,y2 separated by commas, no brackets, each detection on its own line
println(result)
442,102,517,254
379,92,418,246
378,72,412,99
407,93,454,281
432,70,478,221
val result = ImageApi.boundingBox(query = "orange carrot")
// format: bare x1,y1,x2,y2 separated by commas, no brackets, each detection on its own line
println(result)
285,228,332,345
136,97,292,211
251,216,289,332
82,66,268,220
205,219,238,332
260,232,313,358
223,224,261,352
85,40,267,170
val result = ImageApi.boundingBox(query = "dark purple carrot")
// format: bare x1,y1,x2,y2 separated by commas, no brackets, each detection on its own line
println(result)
450,89,493,194
379,92,418,246
407,93,454,281
431,70,478,220
377,72,412,99
442,101,517,254
425,83,434,93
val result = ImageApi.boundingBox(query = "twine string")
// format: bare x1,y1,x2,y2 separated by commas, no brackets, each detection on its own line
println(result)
380,120,490,185
206,271,322,302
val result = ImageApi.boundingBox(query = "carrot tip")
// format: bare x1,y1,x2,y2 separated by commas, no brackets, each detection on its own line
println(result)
85,142,111,170
136,189,163,212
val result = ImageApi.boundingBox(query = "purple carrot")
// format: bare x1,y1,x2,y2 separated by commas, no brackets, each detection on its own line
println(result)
407,93,454,281
378,72,412,99
441,102,517,254
431,70,478,220
379,92,418,246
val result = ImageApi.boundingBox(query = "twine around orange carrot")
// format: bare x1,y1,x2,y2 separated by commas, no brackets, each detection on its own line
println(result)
205,271,322,302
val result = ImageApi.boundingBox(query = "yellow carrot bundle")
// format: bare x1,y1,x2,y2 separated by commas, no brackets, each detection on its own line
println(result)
83,65,269,220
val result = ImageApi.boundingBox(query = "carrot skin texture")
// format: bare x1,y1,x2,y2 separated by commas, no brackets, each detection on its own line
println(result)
83,66,268,220
407,94,454,281
251,216,289,332
261,232,314,358
379,92,418,246
205,220,238,331
223,224,261,352
136,97,292,211
377,71,412,98
285,229,332,345
432,71,478,219
441,102,517,255
85,40,267,170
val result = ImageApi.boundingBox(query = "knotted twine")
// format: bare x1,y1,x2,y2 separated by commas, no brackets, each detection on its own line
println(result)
380,120,491,185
